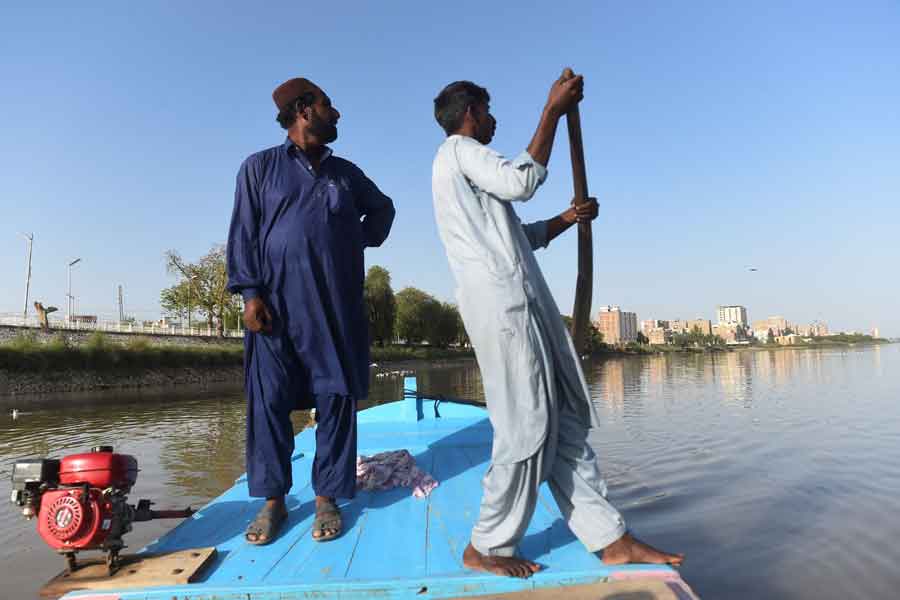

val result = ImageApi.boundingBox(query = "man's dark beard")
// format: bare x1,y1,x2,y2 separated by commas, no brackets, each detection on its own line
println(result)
310,112,338,143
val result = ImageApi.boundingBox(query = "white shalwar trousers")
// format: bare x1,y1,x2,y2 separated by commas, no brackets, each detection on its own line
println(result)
470,382,626,558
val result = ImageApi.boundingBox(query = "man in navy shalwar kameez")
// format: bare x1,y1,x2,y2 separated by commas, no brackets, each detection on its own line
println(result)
227,78,395,544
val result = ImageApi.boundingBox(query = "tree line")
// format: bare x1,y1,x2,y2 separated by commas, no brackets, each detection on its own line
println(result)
158,248,469,346
364,266,468,348
160,247,600,350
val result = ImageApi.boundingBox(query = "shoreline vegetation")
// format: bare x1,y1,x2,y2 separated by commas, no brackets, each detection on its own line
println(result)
0,331,891,374
0,331,892,396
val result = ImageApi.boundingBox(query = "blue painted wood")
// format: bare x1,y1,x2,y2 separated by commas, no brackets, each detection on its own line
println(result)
426,443,488,576
62,377,686,600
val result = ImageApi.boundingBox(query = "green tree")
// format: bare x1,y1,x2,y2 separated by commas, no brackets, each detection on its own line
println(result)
428,302,468,348
562,315,604,354
767,328,776,344
364,266,396,346
164,245,235,337
160,280,193,323
636,331,649,345
394,287,441,344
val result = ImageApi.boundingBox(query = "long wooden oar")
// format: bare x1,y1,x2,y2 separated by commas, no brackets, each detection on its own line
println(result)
561,67,593,354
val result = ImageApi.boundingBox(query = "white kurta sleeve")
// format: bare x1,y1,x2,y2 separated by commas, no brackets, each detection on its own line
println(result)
453,138,548,202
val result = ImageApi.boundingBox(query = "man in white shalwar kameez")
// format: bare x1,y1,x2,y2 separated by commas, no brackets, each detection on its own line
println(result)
431,75,683,578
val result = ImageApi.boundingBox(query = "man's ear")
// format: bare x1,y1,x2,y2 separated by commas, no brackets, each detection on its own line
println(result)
462,105,476,126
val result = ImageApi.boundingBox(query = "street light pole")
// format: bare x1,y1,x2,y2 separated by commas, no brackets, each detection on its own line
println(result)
67,258,82,324
187,273,198,329
19,233,33,324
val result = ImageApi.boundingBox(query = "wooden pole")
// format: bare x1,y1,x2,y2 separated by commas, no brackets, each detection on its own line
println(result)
561,67,593,354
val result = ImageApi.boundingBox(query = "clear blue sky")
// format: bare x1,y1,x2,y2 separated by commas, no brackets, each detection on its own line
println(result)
1,1,897,335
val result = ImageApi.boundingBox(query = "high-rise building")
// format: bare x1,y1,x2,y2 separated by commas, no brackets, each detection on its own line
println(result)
717,305,748,327
595,306,638,345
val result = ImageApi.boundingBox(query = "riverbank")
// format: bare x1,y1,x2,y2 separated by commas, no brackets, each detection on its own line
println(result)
3,328,889,396
0,364,245,396
0,331,478,396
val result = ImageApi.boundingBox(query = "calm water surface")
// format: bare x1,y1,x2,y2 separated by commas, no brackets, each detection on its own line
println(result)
1,345,897,599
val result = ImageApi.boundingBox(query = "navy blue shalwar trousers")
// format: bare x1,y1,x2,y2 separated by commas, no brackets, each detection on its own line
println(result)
245,371,358,500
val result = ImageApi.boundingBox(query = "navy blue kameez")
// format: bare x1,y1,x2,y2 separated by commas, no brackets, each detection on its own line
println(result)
227,139,394,498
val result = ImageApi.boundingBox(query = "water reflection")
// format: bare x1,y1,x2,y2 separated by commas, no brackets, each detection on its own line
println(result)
1,345,898,600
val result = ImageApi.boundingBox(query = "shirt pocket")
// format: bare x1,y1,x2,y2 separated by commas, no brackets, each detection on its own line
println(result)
325,178,359,220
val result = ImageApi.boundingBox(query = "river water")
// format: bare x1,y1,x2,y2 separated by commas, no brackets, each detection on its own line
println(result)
1,345,897,599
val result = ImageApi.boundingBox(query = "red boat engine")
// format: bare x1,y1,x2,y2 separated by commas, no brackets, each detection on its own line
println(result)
10,446,193,574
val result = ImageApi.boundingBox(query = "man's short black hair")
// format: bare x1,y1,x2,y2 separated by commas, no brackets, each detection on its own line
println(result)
433,81,490,135
276,91,318,129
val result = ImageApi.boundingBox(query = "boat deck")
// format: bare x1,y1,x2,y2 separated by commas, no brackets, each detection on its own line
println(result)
63,378,697,599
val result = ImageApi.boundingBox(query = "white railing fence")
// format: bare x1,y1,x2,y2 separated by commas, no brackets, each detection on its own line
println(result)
0,315,244,339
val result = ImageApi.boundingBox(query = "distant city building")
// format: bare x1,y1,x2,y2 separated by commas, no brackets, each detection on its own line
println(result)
805,321,828,337
642,319,669,332
752,316,790,336
753,328,773,341
687,319,712,336
872,327,880,338
776,334,802,346
595,306,638,345
669,320,688,334
667,319,711,336
713,323,749,344
647,327,670,345
717,305,748,327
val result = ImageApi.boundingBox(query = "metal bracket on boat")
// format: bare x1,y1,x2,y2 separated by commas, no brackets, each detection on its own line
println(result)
403,377,425,421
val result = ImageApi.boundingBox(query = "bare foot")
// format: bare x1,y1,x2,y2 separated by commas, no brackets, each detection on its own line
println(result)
601,532,684,566
463,543,542,579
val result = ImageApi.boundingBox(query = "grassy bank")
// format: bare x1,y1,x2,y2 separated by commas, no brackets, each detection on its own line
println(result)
0,333,474,373
0,332,243,372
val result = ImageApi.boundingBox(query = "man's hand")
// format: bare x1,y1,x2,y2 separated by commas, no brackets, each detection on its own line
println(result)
571,196,599,223
546,197,599,244
545,73,584,118
243,297,274,334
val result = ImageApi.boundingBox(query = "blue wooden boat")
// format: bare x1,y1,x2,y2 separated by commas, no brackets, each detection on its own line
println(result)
61,377,698,599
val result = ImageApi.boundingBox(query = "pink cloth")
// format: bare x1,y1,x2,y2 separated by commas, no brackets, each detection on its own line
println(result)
356,449,439,498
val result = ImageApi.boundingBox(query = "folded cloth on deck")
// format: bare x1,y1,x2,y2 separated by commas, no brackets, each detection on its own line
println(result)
356,449,439,498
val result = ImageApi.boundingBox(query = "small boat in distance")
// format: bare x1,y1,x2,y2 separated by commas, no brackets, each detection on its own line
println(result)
60,377,698,599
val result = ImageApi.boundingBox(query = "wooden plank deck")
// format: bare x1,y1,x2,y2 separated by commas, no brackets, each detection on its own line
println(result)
62,378,697,600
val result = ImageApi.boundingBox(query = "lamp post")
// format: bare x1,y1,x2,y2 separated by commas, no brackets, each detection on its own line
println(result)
187,273,199,330
67,258,82,324
19,233,33,324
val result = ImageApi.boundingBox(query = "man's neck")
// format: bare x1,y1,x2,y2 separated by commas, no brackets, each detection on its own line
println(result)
452,126,478,141
288,130,326,170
